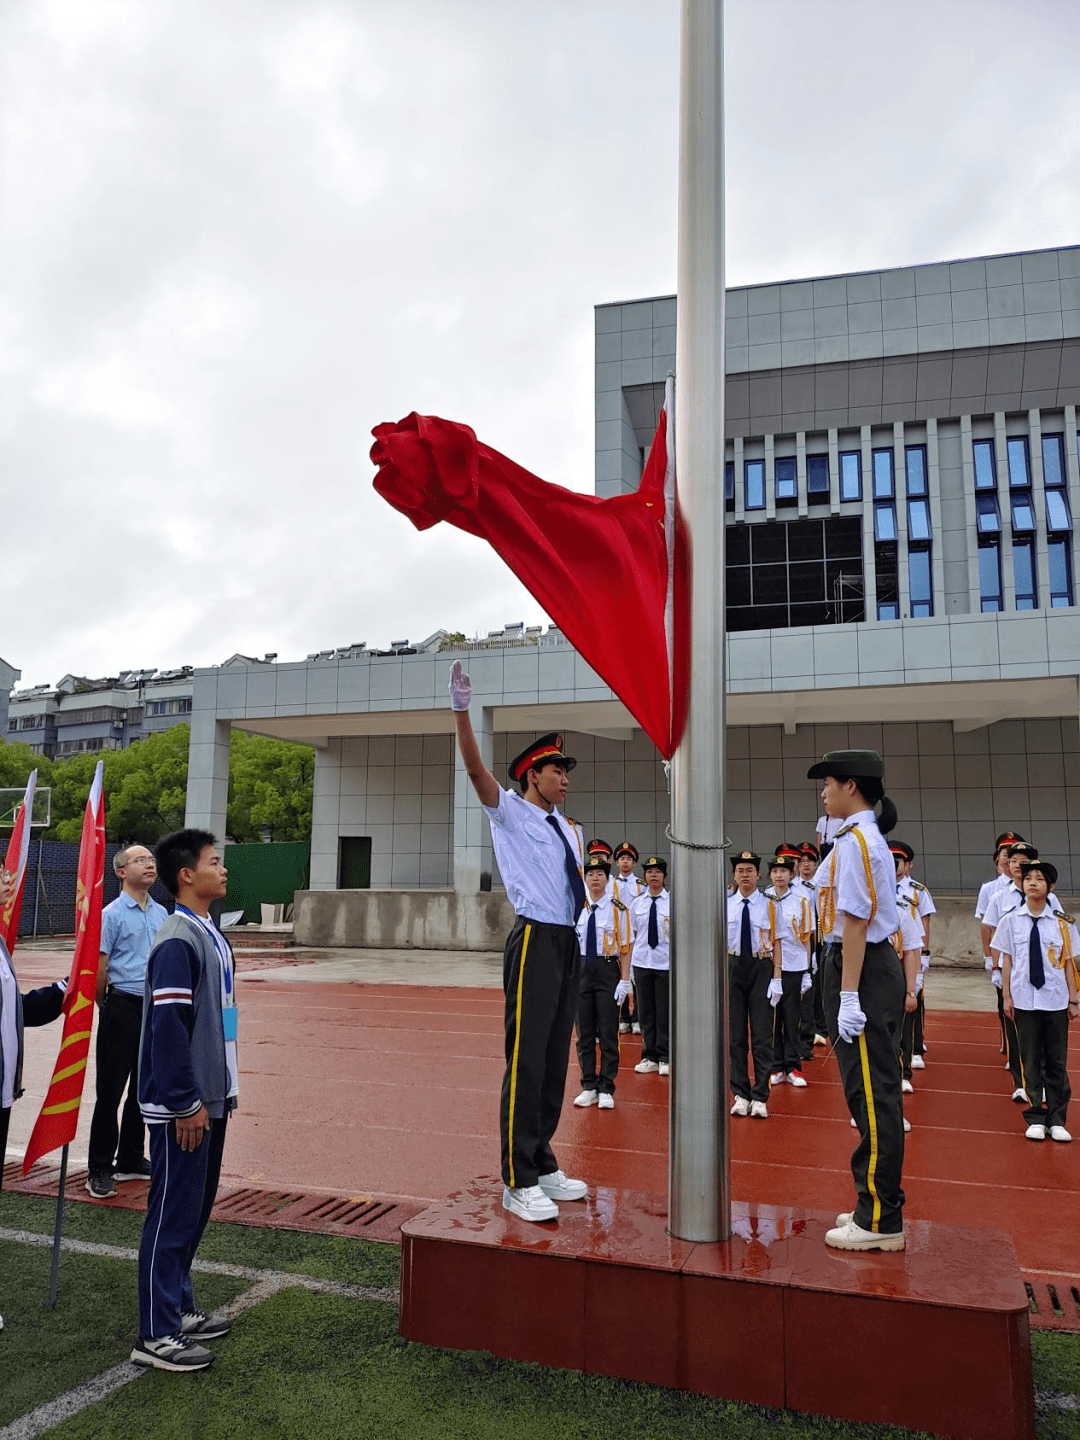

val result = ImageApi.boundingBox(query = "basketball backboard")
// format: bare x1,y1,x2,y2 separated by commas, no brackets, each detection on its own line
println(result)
0,787,51,828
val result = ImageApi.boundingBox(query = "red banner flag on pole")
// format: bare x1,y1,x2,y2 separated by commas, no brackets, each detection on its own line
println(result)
22,761,105,1175
1,769,38,954
371,398,688,758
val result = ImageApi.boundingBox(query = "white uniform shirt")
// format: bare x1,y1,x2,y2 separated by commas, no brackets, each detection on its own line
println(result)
611,872,645,912
897,876,936,927
482,786,584,926
892,906,923,957
975,873,1010,920
817,810,900,945
984,881,1062,934
630,889,670,971
991,905,1079,1012
726,889,771,958
764,889,813,971
817,814,844,850
576,893,622,960
1,941,19,1110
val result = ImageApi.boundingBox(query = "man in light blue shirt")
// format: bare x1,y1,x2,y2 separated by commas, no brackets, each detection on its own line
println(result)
86,845,169,1199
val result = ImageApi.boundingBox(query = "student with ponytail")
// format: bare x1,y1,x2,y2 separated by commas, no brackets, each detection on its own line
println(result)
807,750,905,1252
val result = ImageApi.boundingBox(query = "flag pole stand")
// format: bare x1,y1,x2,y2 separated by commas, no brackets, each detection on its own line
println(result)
45,1144,69,1308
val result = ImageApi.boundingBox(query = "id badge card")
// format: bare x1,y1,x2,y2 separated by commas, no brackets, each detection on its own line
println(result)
222,1006,238,1041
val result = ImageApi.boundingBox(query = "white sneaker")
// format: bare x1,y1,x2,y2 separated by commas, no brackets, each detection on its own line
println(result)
1026,1124,1047,1142
813,1033,828,1046
730,1097,750,1117
789,1071,808,1088
835,1211,853,1227
903,1117,911,1132
619,1023,631,1034
910,1055,925,1070
1050,1125,1072,1143
750,1101,768,1119
631,1022,641,1034
769,1071,786,1087
1011,1088,1029,1104
537,1169,587,1202
851,1117,858,1128
503,1185,559,1222
1004,1061,1012,1070
658,1061,670,1075
634,1059,660,1073
598,1093,615,1110
825,1218,905,1252
901,1079,914,1094
922,1042,928,1050
573,1089,598,1107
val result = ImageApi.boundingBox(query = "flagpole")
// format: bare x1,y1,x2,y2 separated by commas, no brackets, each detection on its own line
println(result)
668,0,728,1242
46,1145,69,1308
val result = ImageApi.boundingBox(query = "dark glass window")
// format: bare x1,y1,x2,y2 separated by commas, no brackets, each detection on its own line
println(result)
1046,489,1072,532
979,541,1003,612
975,493,1001,534
872,448,895,500
788,523,824,560
1048,538,1074,607
909,548,933,618
1011,492,1037,532
1006,437,1030,488
905,446,928,497
839,451,862,502
874,503,897,542
908,498,932,541
775,457,797,501
876,537,898,619
1042,434,1066,489
826,516,863,557
751,524,787,564
725,517,864,632
1013,538,1037,609
745,459,765,510
725,462,734,502
727,525,749,566
807,454,830,496
973,439,997,490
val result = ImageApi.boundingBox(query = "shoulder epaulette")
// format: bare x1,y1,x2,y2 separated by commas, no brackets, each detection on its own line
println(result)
835,823,856,838
1060,913,1076,926
612,899,627,913
911,880,926,892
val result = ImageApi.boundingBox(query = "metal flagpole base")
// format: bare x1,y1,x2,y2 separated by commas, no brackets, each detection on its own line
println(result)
45,1144,69,1308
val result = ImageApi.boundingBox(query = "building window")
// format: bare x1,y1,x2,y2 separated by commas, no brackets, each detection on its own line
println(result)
973,439,997,490
839,451,862,502
1013,537,1037,609
726,516,864,631
1048,538,1074,607
1006,436,1030,488
744,459,765,511
1042,433,1066,489
872,449,895,500
807,454,830,497
908,498,932,542
908,547,933,618
775,457,797,503
874,503,897,542
905,446,928,497
979,541,1003,612
975,492,1001,534
1011,491,1037,532
877,601,899,620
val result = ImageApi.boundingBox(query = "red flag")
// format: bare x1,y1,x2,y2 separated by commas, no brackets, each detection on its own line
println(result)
371,392,688,757
1,769,37,954
23,761,105,1174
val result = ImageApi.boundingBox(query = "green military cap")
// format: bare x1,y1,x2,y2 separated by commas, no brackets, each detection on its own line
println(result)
806,749,884,781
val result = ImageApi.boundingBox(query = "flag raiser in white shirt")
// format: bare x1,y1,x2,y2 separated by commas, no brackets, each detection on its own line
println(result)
481,786,584,926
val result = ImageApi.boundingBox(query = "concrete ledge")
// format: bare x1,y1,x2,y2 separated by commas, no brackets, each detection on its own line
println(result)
292,889,514,950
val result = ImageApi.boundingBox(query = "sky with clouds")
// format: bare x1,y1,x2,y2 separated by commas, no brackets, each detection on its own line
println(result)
2,0,1078,687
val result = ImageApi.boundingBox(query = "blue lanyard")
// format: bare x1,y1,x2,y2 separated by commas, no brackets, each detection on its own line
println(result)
178,906,232,997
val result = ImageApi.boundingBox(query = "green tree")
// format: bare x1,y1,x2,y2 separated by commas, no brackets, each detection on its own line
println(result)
227,731,314,843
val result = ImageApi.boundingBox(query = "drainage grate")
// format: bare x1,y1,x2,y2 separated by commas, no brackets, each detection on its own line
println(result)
1024,1273,1080,1331
210,1188,308,1221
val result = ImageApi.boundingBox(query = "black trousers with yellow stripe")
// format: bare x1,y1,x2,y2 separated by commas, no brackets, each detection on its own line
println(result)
500,916,581,1190
823,940,906,1235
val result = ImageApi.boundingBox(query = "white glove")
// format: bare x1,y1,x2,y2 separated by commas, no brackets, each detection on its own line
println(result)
614,978,632,1005
448,660,472,712
800,972,812,996
991,968,1003,990
837,991,867,1042
984,955,994,971
920,955,930,972
767,978,783,1007
811,954,818,975
915,972,924,995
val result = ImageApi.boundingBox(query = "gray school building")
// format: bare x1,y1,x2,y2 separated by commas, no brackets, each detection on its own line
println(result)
184,243,1080,943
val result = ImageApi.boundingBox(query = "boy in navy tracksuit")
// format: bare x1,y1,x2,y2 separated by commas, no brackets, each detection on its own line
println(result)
132,829,237,1372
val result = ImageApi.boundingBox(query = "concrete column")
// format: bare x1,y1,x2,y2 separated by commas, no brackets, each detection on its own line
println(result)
310,739,343,890
185,711,230,841
454,706,494,893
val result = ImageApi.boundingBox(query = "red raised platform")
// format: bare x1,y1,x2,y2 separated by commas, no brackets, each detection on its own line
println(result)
401,1181,1034,1440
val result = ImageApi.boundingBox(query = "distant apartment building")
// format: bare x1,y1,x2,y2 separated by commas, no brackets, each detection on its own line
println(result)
0,657,20,740
7,668,194,758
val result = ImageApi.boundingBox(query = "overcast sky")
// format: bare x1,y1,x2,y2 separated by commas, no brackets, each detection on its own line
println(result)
2,0,1078,687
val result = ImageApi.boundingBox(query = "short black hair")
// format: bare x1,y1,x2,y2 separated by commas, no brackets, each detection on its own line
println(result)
154,828,217,897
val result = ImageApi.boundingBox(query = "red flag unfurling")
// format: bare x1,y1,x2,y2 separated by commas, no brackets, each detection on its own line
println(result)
371,395,688,757
23,762,105,1174
1,770,37,954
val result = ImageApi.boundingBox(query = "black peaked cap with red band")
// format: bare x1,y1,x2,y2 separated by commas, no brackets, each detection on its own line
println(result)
507,732,577,786
614,841,639,863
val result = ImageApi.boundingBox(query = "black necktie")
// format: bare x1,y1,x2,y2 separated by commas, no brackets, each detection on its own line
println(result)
1029,915,1046,990
585,907,598,967
648,896,659,948
740,896,753,959
546,813,586,914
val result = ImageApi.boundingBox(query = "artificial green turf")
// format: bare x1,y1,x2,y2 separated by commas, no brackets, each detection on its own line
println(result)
0,1189,400,1289
47,1288,934,1440
0,1241,245,1426
1033,1332,1080,1398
